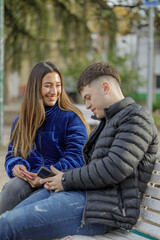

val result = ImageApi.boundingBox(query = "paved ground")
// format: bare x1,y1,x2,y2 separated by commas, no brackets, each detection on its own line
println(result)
0,144,9,191
0,100,160,191
0,126,12,191
0,100,21,191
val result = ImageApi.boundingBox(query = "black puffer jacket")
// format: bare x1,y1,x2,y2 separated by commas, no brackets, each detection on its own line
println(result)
62,97,158,230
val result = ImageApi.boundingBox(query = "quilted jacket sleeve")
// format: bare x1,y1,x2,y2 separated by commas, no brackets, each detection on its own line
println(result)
62,107,158,190
53,114,88,170
5,117,31,178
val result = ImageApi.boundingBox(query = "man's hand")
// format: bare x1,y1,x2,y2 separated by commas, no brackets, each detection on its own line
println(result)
39,165,64,192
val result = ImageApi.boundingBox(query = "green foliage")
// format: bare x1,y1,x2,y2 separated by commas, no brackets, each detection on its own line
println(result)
5,0,51,69
63,50,109,91
54,0,91,58
5,0,119,72
155,8,160,40
107,52,144,96
152,110,160,128
88,0,118,52
63,55,92,91
4,0,160,96
63,50,143,101
153,100,160,111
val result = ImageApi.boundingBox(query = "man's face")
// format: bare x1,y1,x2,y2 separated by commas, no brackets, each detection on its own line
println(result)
81,83,107,119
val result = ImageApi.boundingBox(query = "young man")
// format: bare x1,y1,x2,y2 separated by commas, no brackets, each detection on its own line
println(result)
0,62,158,240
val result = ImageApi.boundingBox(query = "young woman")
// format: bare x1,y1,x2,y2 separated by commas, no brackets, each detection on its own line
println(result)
0,61,89,214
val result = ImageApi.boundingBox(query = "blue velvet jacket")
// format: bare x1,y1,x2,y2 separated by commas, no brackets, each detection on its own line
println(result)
5,102,88,178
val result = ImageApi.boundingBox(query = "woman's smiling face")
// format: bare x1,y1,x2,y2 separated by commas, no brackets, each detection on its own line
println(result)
41,72,62,106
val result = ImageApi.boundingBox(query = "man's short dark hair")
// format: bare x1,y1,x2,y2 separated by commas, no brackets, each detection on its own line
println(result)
77,62,121,92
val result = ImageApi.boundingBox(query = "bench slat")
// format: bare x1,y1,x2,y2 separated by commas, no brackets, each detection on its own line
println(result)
134,220,160,239
60,229,149,240
154,161,160,171
149,173,160,184
59,236,105,240
140,208,160,224
102,229,149,240
90,235,115,240
145,185,160,199
141,196,160,211
59,235,113,240
102,231,133,240
60,230,148,240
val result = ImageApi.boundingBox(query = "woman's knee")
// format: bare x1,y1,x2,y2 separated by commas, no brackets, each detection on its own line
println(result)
2,177,31,196
0,177,34,214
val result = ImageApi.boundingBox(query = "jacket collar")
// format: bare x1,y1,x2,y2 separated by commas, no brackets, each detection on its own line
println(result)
44,100,59,119
91,97,135,121
104,97,135,119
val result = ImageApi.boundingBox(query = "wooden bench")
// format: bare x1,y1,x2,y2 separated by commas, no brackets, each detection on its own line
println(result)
0,156,159,239
60,155,160,240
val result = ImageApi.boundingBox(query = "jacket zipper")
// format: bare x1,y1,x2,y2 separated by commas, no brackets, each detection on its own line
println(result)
80,191,87,228
118,186,126,217
81,120,106,227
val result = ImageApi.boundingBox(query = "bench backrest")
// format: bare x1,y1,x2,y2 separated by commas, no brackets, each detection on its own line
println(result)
133,158,160,239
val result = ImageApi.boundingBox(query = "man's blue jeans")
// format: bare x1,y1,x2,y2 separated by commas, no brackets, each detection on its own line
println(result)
0,189,111,240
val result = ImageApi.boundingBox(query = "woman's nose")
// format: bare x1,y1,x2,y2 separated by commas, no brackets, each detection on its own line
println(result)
50,86,57,94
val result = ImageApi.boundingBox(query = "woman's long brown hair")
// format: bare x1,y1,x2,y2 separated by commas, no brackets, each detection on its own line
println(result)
10,62,90,159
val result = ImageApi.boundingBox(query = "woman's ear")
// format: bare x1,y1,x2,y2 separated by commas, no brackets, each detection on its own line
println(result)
102,81,110,95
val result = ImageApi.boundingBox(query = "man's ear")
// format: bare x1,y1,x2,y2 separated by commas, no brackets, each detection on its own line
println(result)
101,81,110,95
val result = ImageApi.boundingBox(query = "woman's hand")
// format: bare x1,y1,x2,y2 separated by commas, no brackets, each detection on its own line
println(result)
12,165,42,188
39,166,64,192
12,164,28,180
26,172,42,188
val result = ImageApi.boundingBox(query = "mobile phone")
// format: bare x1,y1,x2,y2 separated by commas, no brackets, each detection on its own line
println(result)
37,166,55,179
21,169,35,180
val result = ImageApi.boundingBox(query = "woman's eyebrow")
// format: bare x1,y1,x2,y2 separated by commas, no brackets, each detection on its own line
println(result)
43,82,52,85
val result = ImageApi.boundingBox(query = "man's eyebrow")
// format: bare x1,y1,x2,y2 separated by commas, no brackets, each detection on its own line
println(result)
83,94,90,100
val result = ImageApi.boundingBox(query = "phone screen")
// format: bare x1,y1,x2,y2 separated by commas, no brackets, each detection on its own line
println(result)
37,167,55,179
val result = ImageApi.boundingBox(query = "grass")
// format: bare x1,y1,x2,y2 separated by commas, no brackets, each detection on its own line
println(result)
152,110,160,129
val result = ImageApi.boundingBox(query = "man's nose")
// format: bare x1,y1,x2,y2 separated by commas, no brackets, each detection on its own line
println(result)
86,101,91,109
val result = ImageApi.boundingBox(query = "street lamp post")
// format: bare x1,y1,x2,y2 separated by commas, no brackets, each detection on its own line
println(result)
147,6,154,113
143,0,158,113
0,0,4,144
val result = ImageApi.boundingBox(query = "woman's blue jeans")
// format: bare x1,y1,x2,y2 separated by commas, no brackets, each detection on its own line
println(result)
0,177,38,214
0,189,111,240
